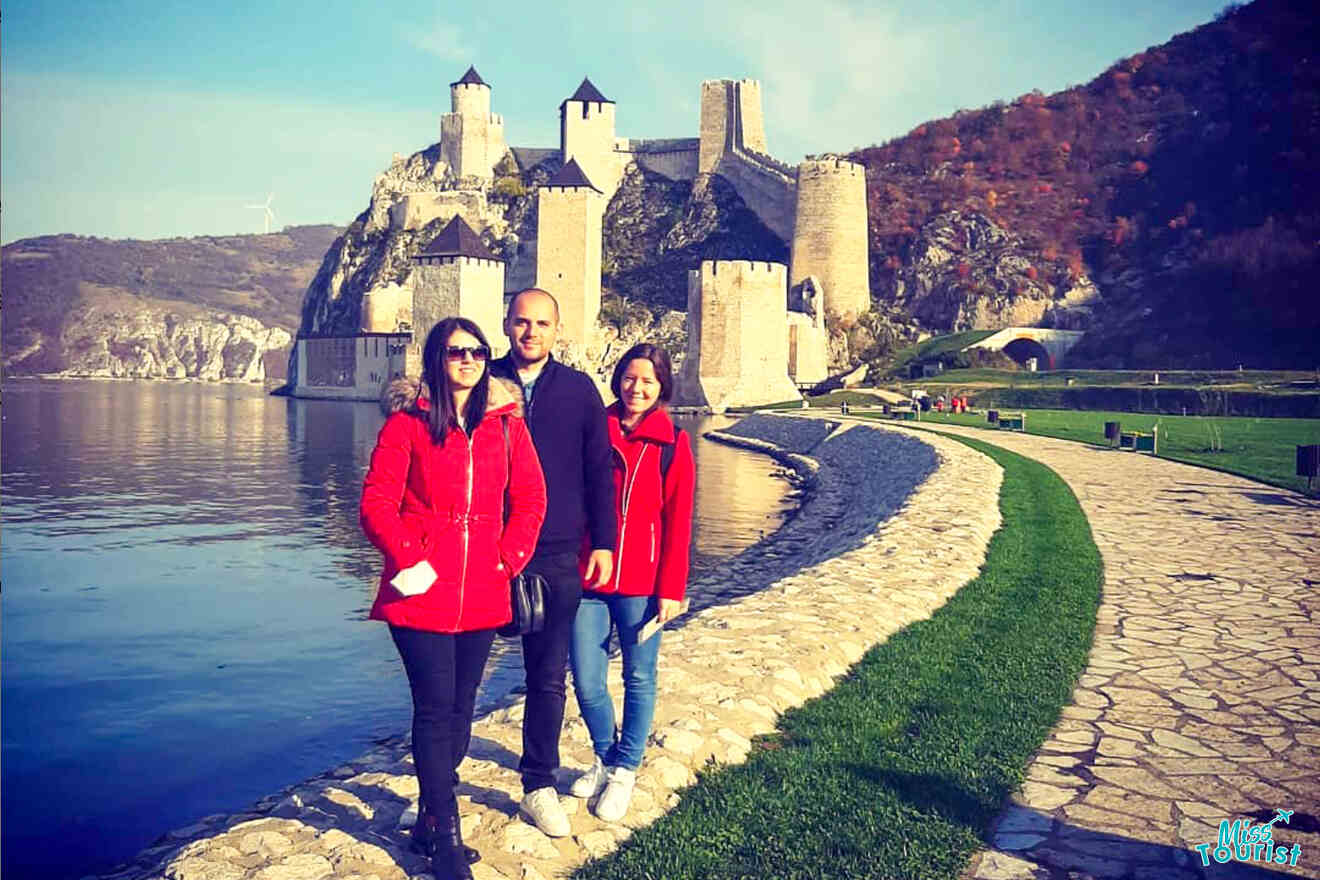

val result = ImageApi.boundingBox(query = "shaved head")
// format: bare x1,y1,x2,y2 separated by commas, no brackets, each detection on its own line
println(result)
504,287,562,369
506,288,560,323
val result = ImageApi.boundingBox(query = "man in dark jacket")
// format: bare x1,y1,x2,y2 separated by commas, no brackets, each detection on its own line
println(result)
490,288,616,837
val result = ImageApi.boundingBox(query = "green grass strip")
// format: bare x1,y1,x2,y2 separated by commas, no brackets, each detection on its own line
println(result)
869,409,1320,496
574,437,1102,880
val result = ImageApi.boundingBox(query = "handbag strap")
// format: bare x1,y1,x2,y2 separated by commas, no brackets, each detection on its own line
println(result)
501,415,511,525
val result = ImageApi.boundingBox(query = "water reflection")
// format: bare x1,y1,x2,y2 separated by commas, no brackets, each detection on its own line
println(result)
1,380,795,880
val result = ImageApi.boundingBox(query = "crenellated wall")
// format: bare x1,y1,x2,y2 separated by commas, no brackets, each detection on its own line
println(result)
410,255,507,354
441,82,505,179
790,158,871,318
677,260,801,411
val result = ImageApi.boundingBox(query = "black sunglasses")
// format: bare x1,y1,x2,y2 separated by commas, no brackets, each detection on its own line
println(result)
445,345,490,362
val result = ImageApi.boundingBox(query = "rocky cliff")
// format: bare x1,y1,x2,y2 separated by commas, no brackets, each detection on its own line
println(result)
892,211,1100,331
2,226,339,381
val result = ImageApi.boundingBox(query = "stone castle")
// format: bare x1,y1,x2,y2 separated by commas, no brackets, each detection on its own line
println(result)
292,67,870,410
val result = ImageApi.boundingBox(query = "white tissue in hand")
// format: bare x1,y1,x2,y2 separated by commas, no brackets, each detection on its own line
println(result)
390,560,437,596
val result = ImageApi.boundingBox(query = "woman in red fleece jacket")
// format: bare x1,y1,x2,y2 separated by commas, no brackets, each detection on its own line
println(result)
360,317,545,880
568,343,695,823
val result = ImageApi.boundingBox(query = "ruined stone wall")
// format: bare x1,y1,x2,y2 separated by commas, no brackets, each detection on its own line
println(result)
561,100,618,196
678,260,800,411
411,256,507,354
535,186,604,345
389,190,489,232
789,158,871,318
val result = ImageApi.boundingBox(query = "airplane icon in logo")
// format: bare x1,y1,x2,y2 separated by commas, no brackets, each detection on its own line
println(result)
1263,809,1294,828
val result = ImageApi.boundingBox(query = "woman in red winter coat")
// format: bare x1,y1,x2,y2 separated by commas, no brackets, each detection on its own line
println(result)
360,317,546,880
568,343,695,823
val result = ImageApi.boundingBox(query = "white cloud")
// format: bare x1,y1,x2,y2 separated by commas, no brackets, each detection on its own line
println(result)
703,0,933,159
406,20,470,61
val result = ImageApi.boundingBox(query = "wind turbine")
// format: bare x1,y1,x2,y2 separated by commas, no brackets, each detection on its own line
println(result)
247,193,276,234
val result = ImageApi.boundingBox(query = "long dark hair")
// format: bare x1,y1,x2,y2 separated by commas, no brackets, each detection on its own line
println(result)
421,317,491,445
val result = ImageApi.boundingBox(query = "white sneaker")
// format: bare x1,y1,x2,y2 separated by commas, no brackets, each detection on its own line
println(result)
571,756,609,799
520,787,571,838
594,766,636,823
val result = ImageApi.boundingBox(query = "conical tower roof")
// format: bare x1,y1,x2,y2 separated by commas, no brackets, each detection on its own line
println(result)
544,158,602,193
561,77,612,105
451,66,488,87
417,215,501,261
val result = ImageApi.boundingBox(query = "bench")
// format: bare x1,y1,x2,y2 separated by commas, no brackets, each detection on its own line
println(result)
997,412,1026,431
1119,428,1158,454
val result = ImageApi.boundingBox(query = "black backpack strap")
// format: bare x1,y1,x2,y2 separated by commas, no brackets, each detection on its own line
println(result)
660,427,683,479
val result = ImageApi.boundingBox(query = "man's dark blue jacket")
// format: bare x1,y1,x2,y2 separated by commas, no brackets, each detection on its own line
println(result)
491,354,617,556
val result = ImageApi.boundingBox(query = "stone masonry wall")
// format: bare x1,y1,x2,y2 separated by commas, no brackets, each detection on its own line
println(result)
410,257,506,354
535,185,604,345
677,261,800,411
790,158,871,318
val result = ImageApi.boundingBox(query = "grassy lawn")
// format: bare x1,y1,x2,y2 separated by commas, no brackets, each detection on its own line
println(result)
887,330,999,373
895,368,1316,388
575,438,1102,880
881,409,1320,496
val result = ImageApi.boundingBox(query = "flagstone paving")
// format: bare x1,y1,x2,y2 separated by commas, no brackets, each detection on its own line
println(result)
97,421,1003,880
887,420,1320,880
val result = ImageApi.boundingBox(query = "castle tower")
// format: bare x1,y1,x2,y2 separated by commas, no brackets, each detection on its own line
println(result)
440,66,506,179
789,158,871,319
410,215,507,354
698,79,768,174
559,78,617,197
535,159,604,345
676,260,800,412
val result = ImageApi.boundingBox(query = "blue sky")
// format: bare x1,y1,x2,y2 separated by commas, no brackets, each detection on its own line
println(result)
2,0,1229,244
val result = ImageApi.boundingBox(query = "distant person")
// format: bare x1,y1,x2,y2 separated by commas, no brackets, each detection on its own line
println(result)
569,343,695,822
489,289,617,838
360,317,547,879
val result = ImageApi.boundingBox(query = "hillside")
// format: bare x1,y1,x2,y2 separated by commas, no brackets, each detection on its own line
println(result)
853,0,1318,368
2,225,343,378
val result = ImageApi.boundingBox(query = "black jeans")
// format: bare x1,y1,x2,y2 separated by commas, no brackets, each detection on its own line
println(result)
518,549,584,792
390,625,497,817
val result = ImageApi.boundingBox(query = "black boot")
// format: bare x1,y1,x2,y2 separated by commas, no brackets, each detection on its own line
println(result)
433,811,475,880
411,805,480,864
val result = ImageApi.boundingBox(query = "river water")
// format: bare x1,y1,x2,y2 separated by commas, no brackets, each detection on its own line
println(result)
0,379,797,879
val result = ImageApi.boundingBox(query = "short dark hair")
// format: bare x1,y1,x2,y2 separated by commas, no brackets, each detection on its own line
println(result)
421,316,491,445
611,343,674,404
506,288,561,323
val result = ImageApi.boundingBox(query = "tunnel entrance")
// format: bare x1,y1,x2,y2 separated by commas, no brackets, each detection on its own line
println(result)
1002,337,1053,370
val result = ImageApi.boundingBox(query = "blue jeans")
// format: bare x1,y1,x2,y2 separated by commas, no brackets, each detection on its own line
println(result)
569,593,661,771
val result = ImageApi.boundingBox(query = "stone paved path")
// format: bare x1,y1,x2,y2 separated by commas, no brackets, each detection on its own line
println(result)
99,420,1003,880
882,419,1320,880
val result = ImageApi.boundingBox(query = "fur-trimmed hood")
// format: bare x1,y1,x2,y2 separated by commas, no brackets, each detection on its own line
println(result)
381,375,525,419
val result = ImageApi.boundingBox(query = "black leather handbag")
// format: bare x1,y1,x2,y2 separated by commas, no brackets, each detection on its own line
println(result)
497,416,547,638
500,570,547,637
